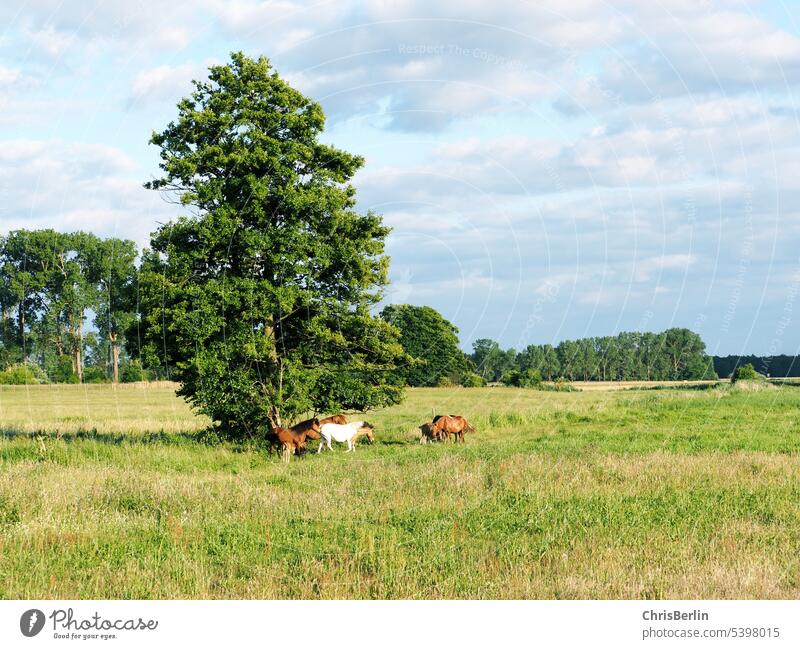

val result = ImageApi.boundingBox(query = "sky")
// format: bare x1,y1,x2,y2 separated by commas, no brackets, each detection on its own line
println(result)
2,1,800,356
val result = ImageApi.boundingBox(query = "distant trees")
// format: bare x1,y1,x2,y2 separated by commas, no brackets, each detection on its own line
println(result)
0,230,138,383
471,328,717,384
714,355,800,378
381,304,471,386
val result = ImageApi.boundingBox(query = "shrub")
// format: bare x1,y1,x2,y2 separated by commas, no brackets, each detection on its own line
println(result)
522,368,543,387
0,363,48,385
500,369,522,387
732,363,758,383
500,368,542,388
121,360,146,383
436,375,456,388
83,367,109,383
460,372,486,387
548,377,578,392
49,356,79,383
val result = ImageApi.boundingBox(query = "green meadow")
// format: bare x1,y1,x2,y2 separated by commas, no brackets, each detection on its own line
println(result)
1,382,799,599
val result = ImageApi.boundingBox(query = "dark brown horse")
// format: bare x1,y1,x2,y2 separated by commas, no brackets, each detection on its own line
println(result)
319,414,347,426
290,417,322,440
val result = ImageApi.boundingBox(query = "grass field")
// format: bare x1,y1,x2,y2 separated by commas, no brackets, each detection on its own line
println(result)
1,382,799,599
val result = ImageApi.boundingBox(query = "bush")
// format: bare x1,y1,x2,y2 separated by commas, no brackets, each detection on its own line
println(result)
49,356,79,383
546,377,578,392
500,368,542,388
120,360,146,383
436,375,456,388
0,363,49,385
83,367,109,383
522,368,542,387
460,372,486,387
732,363,758,383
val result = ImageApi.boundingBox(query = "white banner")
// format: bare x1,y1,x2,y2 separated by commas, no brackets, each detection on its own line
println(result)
0,600,796,649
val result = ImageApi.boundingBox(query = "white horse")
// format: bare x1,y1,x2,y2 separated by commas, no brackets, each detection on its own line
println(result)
318,421,375,453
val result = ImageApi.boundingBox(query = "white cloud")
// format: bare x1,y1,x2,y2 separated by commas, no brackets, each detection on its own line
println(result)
129,60,218,106
0,139,178,245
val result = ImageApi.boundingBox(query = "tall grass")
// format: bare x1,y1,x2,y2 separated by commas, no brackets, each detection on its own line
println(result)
1,384,799,598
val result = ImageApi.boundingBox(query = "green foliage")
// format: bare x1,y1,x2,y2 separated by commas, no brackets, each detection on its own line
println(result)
380,304,469,386
120,360,146,383
460,372,486,387
471,339,517,382
49,356,78,383
0,362,48,385
133,52,408,439
481,328,716,383
501,368,544,388
0,230,138,384
82,367,109,384
732,363,758,382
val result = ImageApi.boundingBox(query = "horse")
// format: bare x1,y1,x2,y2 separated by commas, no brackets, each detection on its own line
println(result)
419,421,447,444
318,421,375,453
318,414,347,426
432,415,474,443
266,425,309,463
290,417,322,440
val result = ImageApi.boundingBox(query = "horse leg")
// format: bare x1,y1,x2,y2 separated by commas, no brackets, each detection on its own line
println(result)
317,440,323,454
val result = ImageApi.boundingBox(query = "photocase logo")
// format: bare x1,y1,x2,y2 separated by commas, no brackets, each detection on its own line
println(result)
20,609,45,637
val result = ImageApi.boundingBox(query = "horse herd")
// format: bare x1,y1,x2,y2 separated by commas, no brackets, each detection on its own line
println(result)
266,413,475,463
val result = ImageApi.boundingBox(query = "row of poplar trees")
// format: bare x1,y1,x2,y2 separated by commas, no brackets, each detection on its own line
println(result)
0,230,137,383
471,329,718,384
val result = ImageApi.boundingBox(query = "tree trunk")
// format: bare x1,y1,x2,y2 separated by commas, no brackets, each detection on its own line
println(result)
110,332,120,383
17,302,25,355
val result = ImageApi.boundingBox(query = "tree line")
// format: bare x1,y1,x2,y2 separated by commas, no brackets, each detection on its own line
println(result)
383,305,718,387
713,355,800,379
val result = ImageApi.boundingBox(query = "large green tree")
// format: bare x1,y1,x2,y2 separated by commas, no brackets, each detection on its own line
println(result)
133,52,407,438
380,304,469,386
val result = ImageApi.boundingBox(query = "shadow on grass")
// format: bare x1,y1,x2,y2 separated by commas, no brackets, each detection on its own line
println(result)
627,382,722,392
0,427,200,447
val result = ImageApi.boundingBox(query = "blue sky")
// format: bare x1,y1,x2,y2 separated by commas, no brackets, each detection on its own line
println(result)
2,1,800,355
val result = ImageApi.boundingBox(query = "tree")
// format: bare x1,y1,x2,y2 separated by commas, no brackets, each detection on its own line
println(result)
541,344,560,380
557,339,580,380
661,327,714,380
380,304,469,386
470,338,515,382
93,238,137,383
132,52,407,439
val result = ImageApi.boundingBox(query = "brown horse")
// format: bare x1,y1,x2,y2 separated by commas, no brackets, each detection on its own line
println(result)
419,421,447,444
290,417,322,440
432,415,475,443
319,414,347,426
266,425,308,463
